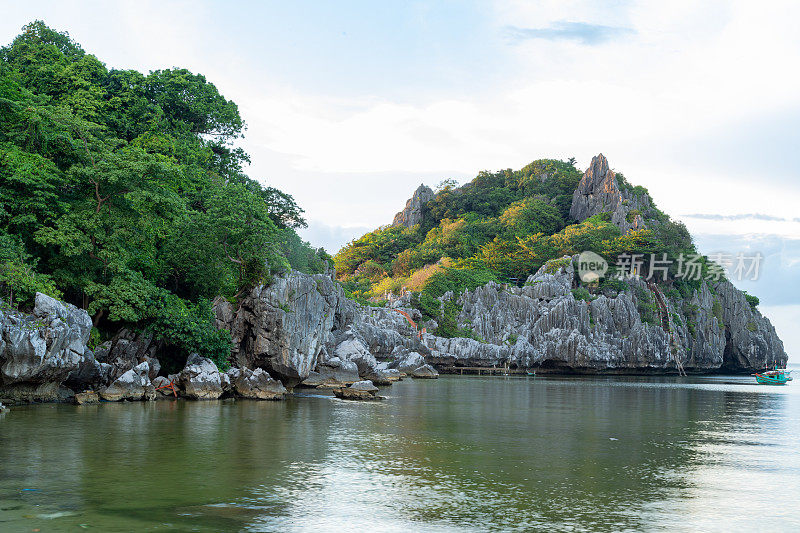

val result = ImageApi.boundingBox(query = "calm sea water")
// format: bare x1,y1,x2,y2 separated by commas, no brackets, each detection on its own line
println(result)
1,369,799,532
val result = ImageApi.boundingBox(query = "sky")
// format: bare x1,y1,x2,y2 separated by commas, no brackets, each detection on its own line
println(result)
2,0,799,356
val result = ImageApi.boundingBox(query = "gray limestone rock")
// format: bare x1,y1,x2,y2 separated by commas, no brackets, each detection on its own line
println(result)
234,367,287,400
350,380,379,392
333,379,382,400
215,271,346,387
392,184,434,227
363,368,398,385
151,376,176,396
316,360,360,385
334,337,377,376
714,280,786,371
100,361,150,401
178,354,223,400
1,294,91,387
411,364,439,379
395,352,426,374
569,153,649,234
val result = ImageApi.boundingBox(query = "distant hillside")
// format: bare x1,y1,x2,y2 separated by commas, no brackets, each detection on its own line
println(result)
334,154,704,333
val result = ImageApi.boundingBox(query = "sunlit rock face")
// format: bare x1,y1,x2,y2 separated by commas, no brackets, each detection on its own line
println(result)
392,184,434,228
214,271,350,387
424,257,785,373
218,260,785,381
569,153,648,234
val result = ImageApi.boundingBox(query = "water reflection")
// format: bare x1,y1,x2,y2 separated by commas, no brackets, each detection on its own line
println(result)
1,375,798,531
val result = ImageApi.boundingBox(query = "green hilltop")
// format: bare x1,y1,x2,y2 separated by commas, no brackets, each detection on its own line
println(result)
334,158,716,336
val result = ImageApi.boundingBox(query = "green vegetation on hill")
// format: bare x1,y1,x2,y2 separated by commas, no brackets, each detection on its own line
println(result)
335,159,703,335
0,22,330,367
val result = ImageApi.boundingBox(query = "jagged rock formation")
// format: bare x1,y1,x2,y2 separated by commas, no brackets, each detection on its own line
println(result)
179,354,224,400
233,367,287,400
93,329,161,381
212,272,347,387
213,271,425,388
223,261,784,377
0,293,92,401
0,151,789,404
421,258,786,373
392,184,434,227
0,255,787,406
714,280,785,371
570,153,649,233
100,361,152,402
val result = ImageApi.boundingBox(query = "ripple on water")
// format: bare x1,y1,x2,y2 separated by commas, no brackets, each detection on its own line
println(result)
0,375,798,531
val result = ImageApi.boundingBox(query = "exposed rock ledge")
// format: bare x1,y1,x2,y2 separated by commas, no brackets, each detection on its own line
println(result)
212,266,784,380
1,261,786,404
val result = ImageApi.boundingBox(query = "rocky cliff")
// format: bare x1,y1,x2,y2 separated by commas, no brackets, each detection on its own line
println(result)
0,154,788,404
392,184,434,227
424,258,785,373
211,264,785,378
570,153,649,233
0,261,786,404
0,294,92,402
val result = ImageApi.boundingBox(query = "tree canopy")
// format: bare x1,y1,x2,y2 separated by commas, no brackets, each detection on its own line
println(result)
0,21,329,367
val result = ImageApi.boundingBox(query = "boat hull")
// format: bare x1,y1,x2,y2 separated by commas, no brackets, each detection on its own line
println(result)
754,374,790,385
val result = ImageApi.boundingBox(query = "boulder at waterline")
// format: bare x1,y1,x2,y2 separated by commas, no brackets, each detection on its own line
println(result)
395,352,426,375
178,354,223,400
151,376,175,397
100,361,150,401
314,356,360,386
234,367,287,400
74,391,99,405
333,380,382,401
362,369,396,386
65,355,114,392
1,293,92,401
213,272,345,387
411,364,439,379
143,383,157,401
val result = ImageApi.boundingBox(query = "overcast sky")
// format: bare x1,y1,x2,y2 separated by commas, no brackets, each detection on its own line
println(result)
3,1,799,356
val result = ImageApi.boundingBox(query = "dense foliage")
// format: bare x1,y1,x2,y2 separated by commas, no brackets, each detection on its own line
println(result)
0,22,329,366
335,157,701,336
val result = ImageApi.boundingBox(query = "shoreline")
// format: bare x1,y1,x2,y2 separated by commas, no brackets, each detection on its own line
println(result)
0,370,780,409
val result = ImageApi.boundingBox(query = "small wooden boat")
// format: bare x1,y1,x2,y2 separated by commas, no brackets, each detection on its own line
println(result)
753,368,793,385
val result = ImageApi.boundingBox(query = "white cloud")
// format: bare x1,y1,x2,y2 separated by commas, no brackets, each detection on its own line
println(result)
4,0,799,253
235,0,800,183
